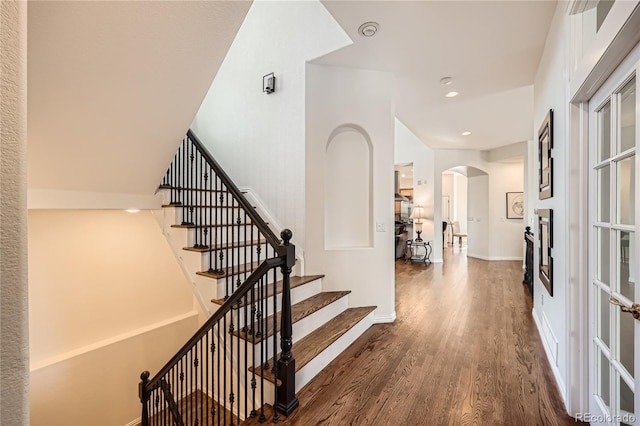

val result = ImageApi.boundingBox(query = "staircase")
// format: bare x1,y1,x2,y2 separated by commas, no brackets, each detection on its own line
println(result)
139,130,376,425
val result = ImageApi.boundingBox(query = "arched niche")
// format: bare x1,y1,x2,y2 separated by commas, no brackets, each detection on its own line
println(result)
325,124,373,249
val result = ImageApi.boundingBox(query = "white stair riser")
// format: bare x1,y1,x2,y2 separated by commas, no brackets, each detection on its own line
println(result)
249,307,373,406
169,205,261,227
159,189,247,210
294,311,375,392
192,243,272,272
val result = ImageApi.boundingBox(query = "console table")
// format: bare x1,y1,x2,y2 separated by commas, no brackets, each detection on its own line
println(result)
405,240,432,265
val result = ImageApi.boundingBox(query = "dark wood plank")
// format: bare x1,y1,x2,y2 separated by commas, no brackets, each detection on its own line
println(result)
274,250,582,425
171,221,257,228
135,390,237,426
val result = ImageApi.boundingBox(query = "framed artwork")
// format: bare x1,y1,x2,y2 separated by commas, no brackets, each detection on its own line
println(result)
538,109,553,199
538,209,553,296
506,192,524,219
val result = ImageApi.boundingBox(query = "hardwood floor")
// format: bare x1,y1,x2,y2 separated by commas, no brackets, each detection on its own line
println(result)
278,249,579,425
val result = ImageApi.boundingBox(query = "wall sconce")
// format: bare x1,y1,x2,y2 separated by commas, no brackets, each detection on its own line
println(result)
263,73,275,94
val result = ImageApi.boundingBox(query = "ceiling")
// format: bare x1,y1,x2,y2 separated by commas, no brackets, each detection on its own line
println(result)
27,1,250,201
315,0,558,151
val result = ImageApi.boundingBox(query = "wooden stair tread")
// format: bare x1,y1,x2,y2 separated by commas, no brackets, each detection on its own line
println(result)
249,306,376,383
183,239,267,253
196,261,260,279
163,204,256,209
212,275,324,307
171,221,258,227
136,390,237,426
236,291,351,343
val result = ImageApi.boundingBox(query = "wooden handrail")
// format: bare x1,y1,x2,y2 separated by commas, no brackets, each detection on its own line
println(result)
146,256,284,388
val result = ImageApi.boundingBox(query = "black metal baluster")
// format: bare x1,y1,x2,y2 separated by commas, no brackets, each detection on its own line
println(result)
242,289,248,420
172,139,179,205
189,140,195,226
187,350,192,426
228,186,233,297
181,138,188,224
271,265,280,423
200,337,204,426
194,150,200,248
217,325,221,426
258,275,266,423
205,331,209,426
223,315,227,426
249,282,256,418
208,167,215,271
236,297,241,424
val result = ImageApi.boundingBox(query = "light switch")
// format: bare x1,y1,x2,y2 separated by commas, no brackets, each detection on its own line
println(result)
376,222,386,232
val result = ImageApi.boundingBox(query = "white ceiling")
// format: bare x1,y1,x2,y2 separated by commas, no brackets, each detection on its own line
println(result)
315,0,557,151
27,1,250,198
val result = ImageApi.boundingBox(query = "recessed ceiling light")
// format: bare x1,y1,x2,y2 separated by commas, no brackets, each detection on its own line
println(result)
401,173,406,177
358,22,379,37
462,131,471,136
440,77,453,85
445,91,459,98
126,209,140,213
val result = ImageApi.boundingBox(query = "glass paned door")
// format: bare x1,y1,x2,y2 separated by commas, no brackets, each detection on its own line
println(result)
590,67,638,425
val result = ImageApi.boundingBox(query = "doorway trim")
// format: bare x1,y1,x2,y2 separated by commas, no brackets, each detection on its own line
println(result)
568,4,640,416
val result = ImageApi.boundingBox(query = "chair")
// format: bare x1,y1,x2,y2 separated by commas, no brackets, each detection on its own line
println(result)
452,221,467,247
395,225,409,260
442,221,448,246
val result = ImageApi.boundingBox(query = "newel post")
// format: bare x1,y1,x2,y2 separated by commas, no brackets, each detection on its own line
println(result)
139,371,150,426
275,229,300,416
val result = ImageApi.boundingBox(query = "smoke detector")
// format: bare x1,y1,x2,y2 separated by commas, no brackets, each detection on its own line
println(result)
358,22,379,37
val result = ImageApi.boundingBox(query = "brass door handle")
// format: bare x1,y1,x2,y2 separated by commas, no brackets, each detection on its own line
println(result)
609,297,640,320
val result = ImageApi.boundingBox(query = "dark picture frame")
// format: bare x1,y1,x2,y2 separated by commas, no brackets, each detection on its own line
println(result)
506,192,524,219
538,209,553,296
538,109,553,200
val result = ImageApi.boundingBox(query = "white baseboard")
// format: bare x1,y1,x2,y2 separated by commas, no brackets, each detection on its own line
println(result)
467,253,523,261
532,308,567,406
124,417,141,426
373,311,396,323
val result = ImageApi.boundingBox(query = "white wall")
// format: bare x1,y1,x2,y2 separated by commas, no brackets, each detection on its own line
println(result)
192,0,351,249
467,174,490,259
28,210,199,424
306,63,396,322
530,1,570,406
394,119,435,241
488,161,526,259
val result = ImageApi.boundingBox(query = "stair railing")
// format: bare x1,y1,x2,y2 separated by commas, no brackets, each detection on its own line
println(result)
140,131,298,425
